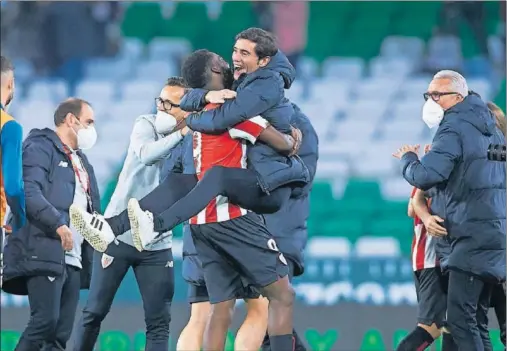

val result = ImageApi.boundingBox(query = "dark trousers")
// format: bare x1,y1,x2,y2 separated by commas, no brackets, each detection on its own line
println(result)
73,242,174,351
447,269,493,351
16,265,81,351
491,283,506,346
107,167,290,236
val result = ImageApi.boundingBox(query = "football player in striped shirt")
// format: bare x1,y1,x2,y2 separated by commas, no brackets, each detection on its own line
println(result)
397,144,450,351
71,51,299,350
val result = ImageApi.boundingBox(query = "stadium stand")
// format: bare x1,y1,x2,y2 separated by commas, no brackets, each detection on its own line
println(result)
6,1,505,259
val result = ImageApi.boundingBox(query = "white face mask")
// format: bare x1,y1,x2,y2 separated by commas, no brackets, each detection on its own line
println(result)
422,99,445,129
74,122,97,150
155,110,177,134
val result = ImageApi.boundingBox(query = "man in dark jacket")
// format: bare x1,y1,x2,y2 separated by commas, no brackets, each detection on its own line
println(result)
2,98,100,351
393,70,506,351
184,27,309,194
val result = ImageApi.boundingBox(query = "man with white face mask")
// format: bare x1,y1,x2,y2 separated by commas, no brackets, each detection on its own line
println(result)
2,98,101,351
73,77,188,351
393,70,506,351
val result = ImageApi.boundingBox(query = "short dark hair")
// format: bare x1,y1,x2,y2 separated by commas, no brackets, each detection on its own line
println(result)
181,49,215,89
1,56,14,75
54,98,91,126
235,27,278,58
165,76,186,88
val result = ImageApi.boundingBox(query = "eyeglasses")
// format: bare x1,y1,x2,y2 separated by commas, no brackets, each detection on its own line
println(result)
155,97,180,110
423,91,459,102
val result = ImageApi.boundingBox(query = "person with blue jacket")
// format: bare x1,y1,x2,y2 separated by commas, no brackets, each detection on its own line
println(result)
0,55,25,232
393,70,506,351
2,98,100,351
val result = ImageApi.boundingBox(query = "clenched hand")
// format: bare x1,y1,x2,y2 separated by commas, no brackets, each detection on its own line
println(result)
56,225,74,251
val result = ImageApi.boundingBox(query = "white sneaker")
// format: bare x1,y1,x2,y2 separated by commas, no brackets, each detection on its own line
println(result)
69,205,115,252
127,198,157,252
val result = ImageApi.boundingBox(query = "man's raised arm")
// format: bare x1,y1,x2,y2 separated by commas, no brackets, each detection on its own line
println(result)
401,126,462,190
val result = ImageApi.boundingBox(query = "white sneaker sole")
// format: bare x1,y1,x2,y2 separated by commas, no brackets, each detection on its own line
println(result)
69,206,110,253
128,199,144,252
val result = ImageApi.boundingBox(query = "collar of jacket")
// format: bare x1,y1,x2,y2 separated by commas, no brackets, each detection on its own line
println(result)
27,127,85,158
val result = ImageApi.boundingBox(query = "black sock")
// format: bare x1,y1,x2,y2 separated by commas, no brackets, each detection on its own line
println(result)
396,326,434,351
270,334,294,351
442,332,459,351
262,330,306,351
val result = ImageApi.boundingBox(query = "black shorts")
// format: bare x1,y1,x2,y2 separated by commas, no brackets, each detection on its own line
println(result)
414,267,448,328
187,281,261,304
190,212,289,304
182,254,206,286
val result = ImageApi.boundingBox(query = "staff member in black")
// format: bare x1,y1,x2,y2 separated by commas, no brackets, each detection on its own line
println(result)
2,98,101,351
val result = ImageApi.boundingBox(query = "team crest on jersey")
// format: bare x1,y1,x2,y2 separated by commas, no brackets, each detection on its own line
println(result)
101,254,114,269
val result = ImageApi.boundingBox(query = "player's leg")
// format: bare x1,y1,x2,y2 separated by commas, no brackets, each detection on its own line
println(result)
200,213,295,351
70,173,197,252
130,167,290,241
177,285,211,351
132,248,174,351
261,259,307,351
476,282,493,351
178,251,210,351
236,295,269,351
190,224,245,350
396,268,446,350
491,283,506,346
74,246,131,351
53,266,81,350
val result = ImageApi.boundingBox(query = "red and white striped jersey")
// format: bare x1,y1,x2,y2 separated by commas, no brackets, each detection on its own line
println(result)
190,103,269,225
410,187,439,271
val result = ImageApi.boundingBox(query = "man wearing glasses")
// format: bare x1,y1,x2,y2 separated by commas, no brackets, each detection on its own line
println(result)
393,70,506,351
73,77,188,351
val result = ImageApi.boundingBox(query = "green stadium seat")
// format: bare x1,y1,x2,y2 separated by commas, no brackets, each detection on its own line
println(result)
377,201,410,219
390,2,442,40
334,198,379,218
160,3,210,46
306,2,350,61
310,181,335,202
201,2,258,59
121,3,164,43
367,217,412,236
343,178,383,202
367,217,413,256
312,218,365,239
